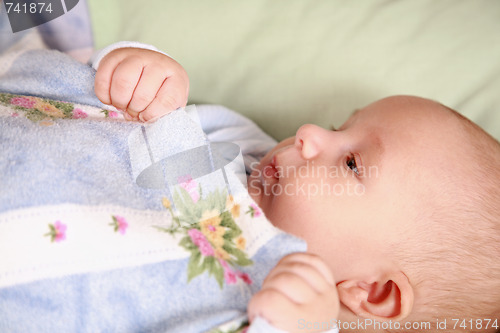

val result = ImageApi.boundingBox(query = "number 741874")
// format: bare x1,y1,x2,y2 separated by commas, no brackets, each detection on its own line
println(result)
452,319,499,331
5,2,53,14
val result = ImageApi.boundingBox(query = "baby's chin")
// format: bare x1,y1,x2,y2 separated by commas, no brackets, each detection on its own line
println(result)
246,137,296,227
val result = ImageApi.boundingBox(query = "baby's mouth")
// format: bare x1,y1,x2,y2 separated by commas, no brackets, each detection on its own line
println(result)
261,155,280,185
266,156,279,176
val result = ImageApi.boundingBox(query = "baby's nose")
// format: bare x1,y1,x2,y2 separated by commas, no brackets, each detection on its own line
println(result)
295,124,327,160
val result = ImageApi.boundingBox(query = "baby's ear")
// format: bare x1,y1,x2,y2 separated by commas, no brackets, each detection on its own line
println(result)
337,271,413,321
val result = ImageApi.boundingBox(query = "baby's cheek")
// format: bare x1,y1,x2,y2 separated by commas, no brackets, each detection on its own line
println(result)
267,198,311,236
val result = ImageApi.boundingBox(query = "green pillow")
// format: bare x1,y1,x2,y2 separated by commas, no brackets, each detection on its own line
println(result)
89,0,500,141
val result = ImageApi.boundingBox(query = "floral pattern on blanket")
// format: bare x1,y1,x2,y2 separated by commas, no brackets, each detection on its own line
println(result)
0,93,121,123
44,221,67,243
156,176,255,289
35,178,259,288
109,215,129,235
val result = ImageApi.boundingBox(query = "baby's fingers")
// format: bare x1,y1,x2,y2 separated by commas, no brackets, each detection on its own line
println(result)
94,51,132,105
267,272,318,305
94,58,114,105
139,72,189,122
107,56,144,112
248,288,301,328
269,253,335,286
127,64,166,115
264,260,332,297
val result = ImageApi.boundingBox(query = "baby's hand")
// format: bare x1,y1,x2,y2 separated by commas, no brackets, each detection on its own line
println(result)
94,47,189,122
248,253,339,332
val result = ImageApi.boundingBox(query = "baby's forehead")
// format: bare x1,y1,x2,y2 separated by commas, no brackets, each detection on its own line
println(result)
353,99,469,172
358,97,452,123
350,98,464,143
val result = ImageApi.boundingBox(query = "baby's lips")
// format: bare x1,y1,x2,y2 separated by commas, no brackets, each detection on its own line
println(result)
263,156,280,179
263,164,277,177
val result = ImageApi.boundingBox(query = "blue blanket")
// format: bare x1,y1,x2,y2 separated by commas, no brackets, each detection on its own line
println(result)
0,38,305,332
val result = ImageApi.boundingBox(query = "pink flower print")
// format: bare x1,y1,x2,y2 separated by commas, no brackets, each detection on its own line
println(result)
218,258,229,269
116,216,128,234
224,268,238,284
218,259,237,284
45,220,67,243
110,215,129,235
237,271,252,285
188,228,214,256
246,203,262,218
10,97,35,108
53,221,67,242
11,112,19,117
218,258,252,285
178,175,200,203
72,108,88,119
108,111,118,118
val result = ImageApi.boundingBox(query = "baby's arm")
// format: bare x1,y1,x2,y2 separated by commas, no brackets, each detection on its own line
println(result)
248,253,340,333
94,46,189,122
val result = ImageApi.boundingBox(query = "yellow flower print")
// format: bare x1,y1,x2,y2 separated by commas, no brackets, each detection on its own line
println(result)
225,195,240,218
39,118,55,126
162,197,171,209
235,236,246,250
225,195,234,207
231,204,240,218
35,100,64,118
200,209,225,248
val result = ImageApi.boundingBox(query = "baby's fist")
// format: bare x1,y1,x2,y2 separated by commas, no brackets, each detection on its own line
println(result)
94,47,189,122
248,253,339,332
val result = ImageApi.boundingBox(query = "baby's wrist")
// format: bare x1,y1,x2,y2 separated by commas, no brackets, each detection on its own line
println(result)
90,41,170,70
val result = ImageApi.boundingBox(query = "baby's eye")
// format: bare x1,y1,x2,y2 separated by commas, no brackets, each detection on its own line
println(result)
346,154,360,176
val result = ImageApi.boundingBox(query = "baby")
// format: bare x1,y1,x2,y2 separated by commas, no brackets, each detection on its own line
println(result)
95,47,500,332
246,96,500,333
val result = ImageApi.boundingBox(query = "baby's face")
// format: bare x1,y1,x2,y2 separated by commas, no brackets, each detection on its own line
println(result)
248,96,461,281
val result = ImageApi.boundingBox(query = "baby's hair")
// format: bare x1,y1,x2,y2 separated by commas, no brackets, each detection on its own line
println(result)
389,103,500,332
